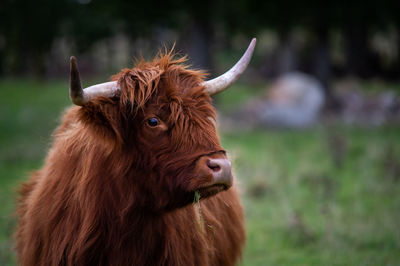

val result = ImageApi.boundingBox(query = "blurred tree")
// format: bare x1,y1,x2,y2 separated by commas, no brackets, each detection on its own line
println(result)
1,0,400,83
177,1,215,72
64,0,118,53
0,0,69,78
388,1,400,77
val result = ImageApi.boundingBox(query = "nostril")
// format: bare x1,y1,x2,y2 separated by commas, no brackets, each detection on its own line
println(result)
205,158,233,188
207,159,221,172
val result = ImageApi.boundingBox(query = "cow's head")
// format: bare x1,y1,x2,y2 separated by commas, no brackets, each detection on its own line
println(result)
69,39,256,212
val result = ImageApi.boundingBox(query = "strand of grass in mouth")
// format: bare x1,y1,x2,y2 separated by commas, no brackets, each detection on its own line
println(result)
193,191,204,232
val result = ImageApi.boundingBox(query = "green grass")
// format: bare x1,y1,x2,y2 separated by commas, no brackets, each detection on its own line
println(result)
1,79,400,265
0,79,70,265
223,128,400,265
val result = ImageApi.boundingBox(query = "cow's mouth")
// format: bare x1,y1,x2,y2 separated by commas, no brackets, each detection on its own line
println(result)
197,183,229,198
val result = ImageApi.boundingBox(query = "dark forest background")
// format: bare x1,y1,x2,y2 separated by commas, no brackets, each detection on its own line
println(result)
1,0,400,87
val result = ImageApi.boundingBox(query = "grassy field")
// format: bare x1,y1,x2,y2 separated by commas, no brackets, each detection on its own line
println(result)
0,80,399,265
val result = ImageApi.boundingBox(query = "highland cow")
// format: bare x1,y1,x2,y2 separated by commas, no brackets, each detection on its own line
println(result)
15,39,256,266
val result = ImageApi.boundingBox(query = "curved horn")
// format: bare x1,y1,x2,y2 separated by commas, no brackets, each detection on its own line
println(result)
202,38,256,96
69,56,120,106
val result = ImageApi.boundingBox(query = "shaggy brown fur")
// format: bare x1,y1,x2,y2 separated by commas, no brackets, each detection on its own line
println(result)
15,51,245,266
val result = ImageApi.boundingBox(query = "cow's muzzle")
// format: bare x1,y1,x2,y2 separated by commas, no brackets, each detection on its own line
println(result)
194,153,233,197
206,158,233,188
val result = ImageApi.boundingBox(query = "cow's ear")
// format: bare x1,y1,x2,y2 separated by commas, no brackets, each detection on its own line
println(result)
77,98,124,145
113,66,164,112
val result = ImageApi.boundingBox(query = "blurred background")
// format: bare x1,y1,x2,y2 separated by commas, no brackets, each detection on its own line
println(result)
1,0,400,265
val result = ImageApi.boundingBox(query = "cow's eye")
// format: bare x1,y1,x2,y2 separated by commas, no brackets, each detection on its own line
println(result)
147,117,159,127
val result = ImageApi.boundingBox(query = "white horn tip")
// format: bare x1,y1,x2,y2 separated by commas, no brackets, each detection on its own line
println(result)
250,38,257,48
203,38,257,96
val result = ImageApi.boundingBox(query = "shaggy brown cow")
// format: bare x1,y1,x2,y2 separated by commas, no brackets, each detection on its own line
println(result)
15,39,256,266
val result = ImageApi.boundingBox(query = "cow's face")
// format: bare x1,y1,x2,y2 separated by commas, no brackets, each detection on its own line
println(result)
119,66,232,210
69,39,256,211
